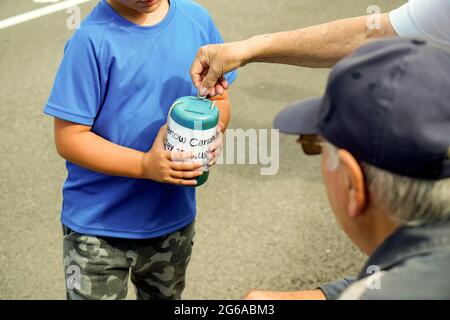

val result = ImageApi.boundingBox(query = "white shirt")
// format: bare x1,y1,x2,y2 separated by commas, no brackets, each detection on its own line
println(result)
389,0,450,49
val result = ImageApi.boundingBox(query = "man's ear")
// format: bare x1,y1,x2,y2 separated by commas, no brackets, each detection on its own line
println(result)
338,149,367,218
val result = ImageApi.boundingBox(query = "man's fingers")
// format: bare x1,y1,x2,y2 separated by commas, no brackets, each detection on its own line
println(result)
214,84,224,96
192,42,241,96
200,67,223,97
191,68,203,89
191,45,220,95
208,86,217,97
190,49,209,89
219,77,229,89
170,161,203,171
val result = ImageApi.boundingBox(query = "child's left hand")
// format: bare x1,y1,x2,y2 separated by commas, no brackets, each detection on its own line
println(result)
208,123,224,167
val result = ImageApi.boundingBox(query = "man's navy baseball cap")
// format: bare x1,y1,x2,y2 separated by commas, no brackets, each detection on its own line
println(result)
273,38,450,180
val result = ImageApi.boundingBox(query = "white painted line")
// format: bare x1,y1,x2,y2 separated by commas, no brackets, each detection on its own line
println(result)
0,0,92,30
34,0,61,3
33,0,61,3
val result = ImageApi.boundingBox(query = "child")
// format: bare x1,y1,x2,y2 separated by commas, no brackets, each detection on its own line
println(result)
44,0,236,300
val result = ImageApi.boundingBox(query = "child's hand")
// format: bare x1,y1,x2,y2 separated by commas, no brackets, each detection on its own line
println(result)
141,125,203,186
207,123,224,167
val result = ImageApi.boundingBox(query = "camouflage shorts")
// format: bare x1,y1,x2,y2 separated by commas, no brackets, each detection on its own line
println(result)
62,222,195,300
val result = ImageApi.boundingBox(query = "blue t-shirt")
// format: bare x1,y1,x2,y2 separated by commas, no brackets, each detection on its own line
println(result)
44,0,237,239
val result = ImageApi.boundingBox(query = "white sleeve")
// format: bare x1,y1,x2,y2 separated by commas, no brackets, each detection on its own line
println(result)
389,0,450,49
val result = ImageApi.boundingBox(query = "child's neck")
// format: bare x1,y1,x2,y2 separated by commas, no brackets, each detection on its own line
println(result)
107,0,170,27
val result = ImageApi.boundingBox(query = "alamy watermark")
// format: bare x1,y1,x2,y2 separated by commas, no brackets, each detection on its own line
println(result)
218,128,279,176
31,0,83,29
366,265,382,290
66,265,81,290
66,6,81,30
168,127,281,176
367,5,382,30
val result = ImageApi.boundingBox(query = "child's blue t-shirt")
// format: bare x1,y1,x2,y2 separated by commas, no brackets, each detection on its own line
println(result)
44,0,237,239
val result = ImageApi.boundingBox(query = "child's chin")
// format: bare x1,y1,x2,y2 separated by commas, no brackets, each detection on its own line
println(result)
137,1,162,13
140,7,159,14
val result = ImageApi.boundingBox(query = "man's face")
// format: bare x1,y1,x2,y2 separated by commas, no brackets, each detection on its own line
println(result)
297,136,354,236
115,0,165,13
321,146,348,229
320,144,364,251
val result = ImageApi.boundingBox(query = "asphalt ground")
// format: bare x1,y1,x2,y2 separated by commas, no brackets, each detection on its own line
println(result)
0,0,404,300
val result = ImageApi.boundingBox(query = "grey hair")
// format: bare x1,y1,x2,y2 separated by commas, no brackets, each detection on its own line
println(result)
325,143,450,225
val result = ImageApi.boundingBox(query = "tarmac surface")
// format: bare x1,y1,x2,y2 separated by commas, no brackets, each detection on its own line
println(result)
0,0,404,300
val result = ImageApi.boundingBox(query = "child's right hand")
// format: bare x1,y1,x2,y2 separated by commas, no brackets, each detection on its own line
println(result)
141,125,203,186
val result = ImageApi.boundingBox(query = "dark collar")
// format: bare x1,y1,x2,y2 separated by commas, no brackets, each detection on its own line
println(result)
358,221,450,279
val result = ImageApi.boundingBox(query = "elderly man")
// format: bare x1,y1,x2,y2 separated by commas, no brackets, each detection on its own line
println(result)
245,38,450,300
191,0,450,97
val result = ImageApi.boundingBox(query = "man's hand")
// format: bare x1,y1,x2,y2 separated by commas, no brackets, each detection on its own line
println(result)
141,125,203,186
190,42,248,97
244,290,326,300
207,123,225,167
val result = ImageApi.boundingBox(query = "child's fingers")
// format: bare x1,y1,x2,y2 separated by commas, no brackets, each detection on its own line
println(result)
170,161,203,171
208,145,222,157
167,177,198,186
207,147,222,166
166,150,194,161
209,141,223,155
170,169,203,179
209,141,221,152
210,131,223,149
208,154,217,166
208,157,219,166
208,152,220,166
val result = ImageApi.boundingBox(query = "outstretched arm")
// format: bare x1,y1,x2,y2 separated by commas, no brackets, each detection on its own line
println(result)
191,13,397,96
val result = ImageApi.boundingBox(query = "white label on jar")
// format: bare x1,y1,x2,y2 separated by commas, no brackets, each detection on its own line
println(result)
165,116,217,171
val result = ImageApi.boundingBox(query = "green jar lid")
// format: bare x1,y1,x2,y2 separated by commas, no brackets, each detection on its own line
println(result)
169,96,219,130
